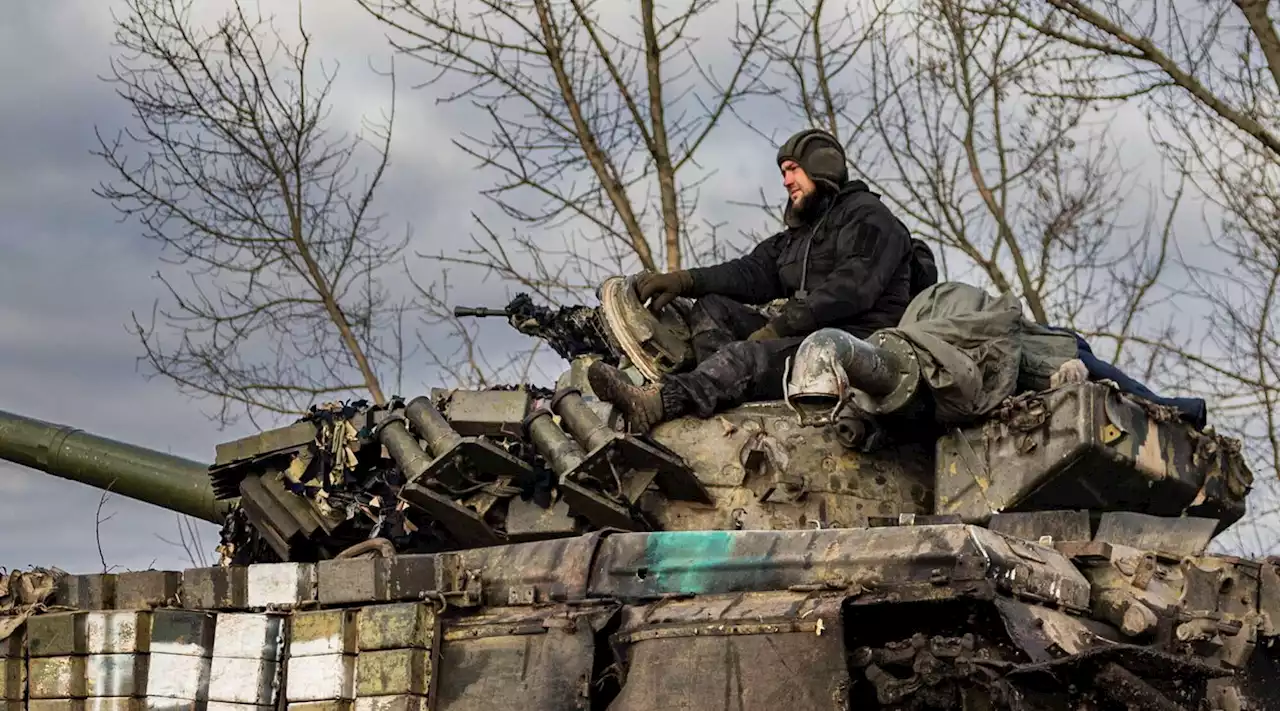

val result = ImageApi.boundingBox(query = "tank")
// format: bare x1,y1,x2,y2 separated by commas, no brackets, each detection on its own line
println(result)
0,275,1274,711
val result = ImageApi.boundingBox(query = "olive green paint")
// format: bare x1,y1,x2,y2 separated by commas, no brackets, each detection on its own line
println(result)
0,408,233,523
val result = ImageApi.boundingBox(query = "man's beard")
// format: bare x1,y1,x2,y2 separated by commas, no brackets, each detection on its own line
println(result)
789,187,826,222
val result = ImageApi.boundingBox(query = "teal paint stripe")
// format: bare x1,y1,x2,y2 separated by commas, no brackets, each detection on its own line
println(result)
642,531,769,595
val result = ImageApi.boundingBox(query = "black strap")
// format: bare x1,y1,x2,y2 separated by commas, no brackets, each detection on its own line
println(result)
796,204,835,299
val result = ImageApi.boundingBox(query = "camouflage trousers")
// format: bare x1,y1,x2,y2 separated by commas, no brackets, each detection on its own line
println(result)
662,294,804,418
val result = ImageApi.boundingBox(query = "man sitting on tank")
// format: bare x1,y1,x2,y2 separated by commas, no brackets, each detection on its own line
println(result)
589,128,929,432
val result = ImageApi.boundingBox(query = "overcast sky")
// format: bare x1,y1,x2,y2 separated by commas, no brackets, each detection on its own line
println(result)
1,1,1267,574
0,0,786,574
0,1,435,573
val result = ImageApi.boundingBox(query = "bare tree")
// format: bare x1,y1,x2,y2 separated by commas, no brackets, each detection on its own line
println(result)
354,0,780,384
748,0,1177,340
94,0,409,428
983,0,1280,554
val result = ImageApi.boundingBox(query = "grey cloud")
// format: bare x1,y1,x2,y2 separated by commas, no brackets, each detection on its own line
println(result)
0,0,611,573
1,0,1267,577
0,0,471,573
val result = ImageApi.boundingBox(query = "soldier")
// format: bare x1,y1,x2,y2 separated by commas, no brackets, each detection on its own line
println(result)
589,128,933,431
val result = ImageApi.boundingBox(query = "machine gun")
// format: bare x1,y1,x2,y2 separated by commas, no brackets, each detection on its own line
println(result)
455,278,699,383
454,293,617,363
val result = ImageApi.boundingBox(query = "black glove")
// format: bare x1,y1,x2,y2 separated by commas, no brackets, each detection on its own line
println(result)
634,270,693,313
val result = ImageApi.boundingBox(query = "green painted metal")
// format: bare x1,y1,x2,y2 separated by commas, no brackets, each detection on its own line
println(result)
0,408,233,523
642,530,769,595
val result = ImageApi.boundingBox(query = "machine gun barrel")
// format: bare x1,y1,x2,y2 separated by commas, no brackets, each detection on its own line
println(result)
453,294,616,362
453,306,510,318
0,408,233,524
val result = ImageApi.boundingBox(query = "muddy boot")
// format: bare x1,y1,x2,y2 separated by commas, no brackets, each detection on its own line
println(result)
587,361,669,432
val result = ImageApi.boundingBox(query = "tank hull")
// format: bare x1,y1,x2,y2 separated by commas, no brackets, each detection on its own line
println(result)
0,278,1266,708
6,522,1275,709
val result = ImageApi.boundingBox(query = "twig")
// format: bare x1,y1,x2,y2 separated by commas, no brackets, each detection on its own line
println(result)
95,480,119,574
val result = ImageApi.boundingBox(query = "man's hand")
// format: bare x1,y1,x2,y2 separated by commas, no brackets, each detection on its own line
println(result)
634,271,693,313
746,323,781,342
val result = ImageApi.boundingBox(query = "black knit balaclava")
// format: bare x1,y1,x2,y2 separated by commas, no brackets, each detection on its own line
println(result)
776,128,848,191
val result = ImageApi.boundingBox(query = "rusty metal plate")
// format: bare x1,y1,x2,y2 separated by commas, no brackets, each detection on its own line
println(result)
609,593,847,711
430,388,533,438
214,421,317,467
935,383,1250,530
994,598,1109,664
616,590,843,632
1260,562,1280,637
453,531,607,605
434,605,604,711
357,603,439,652
587,526,1089,610
646,401,933,531
1094,511,1218,558
1182,555,1260,621
355,649,433,696
987,510,1091,544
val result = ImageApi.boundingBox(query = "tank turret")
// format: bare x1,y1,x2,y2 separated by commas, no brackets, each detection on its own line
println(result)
0,408,233,523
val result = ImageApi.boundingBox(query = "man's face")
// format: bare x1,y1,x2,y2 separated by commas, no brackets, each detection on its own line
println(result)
781,160,816,208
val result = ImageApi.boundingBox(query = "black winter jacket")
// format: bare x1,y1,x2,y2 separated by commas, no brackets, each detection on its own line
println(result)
686,181,914,339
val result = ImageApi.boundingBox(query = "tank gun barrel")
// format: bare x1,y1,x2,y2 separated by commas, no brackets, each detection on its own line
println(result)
0,409,233,524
